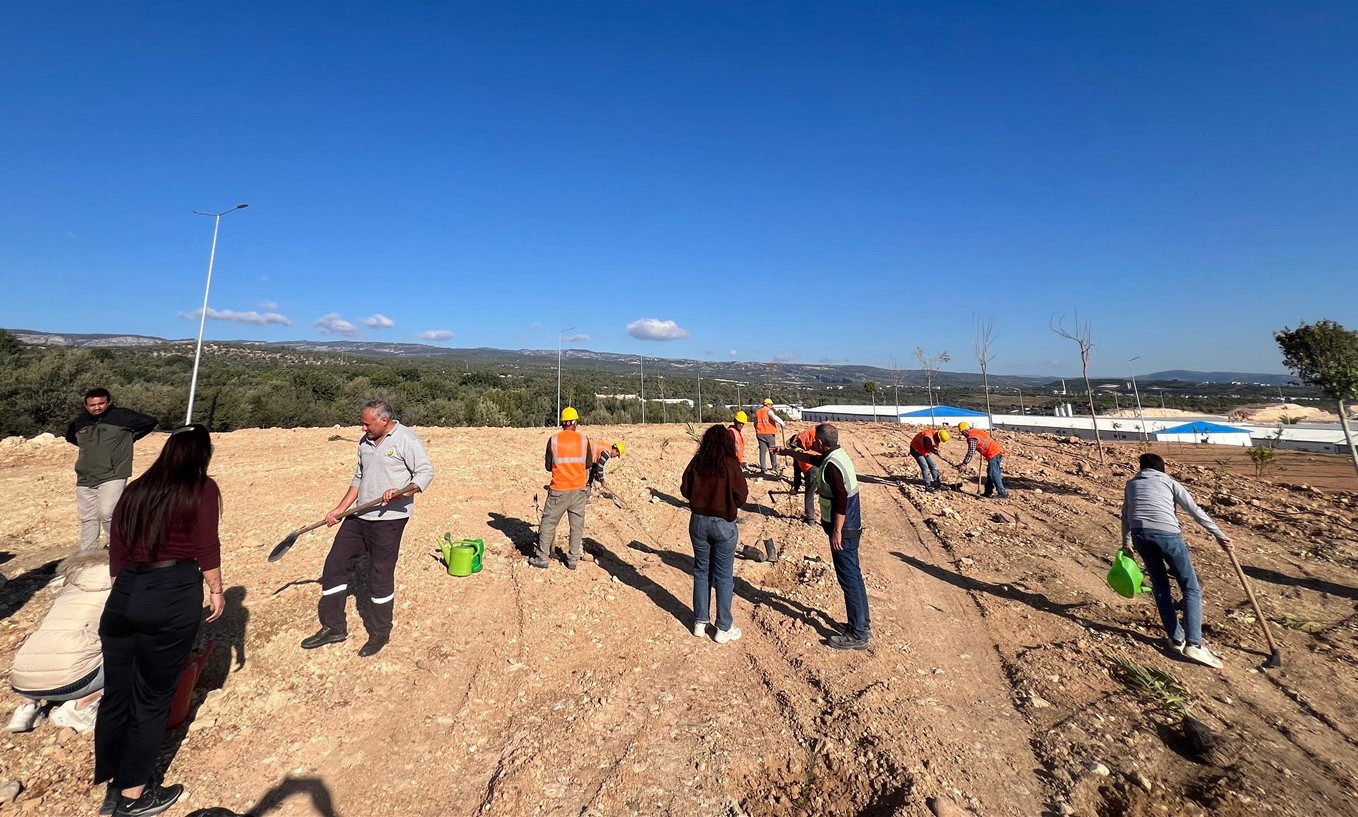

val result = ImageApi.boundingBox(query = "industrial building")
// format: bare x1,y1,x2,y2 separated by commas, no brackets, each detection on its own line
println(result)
799,405,991,429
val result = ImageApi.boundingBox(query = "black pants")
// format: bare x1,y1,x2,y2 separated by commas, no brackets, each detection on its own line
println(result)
95,562,202,789
319,516,408,637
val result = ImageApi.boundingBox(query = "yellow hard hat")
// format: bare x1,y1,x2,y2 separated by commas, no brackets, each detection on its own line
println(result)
734,411,749,424
613,442,625,456
561,407,579,422
938,429,952,443
957,422,971,433
763,398,774,405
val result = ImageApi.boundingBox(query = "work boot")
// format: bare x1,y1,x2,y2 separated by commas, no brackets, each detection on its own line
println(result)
527,556,549,569
763,539,779,562
358,634,389,658
300,627,348,650
564,554,580,570
827,634,870,651
113,783,183,817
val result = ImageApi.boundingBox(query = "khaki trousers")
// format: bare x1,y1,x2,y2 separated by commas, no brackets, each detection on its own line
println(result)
536,488,588,560
77,479,126,550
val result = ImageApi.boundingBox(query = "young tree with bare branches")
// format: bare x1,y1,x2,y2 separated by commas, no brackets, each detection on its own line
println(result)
914,347,950,426
972,315,997,427
1050,313,1106,466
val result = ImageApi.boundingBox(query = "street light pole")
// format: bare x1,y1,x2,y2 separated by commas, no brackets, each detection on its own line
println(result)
639,356,645,424
557,326,575,422
1129,356,1148,441
185,204,248,425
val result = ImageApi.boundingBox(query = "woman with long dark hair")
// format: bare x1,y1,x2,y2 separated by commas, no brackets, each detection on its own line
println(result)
96,424,224,817
680,424,748,643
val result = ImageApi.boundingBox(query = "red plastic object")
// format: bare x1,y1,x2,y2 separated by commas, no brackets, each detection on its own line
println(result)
168,641,215,728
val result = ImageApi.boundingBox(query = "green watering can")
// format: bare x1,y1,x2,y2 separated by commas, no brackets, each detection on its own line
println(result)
1106,547,1152,599
438,534,484,577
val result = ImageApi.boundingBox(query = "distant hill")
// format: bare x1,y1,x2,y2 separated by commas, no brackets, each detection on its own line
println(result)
1141,370,1293,387
5,328,1290,390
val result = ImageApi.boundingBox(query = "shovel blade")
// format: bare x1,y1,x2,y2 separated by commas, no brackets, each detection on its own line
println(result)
268,532,301,562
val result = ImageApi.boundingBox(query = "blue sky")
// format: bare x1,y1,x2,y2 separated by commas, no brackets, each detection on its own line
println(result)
2,2,1355,377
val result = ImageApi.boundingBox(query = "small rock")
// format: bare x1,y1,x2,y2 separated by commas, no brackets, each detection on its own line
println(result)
1087,761,1111,777
0,779,21,805
1027,693,1051,709
1056,804,1073,817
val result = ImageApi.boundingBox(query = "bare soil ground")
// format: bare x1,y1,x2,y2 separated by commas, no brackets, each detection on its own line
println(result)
1,425,1356,817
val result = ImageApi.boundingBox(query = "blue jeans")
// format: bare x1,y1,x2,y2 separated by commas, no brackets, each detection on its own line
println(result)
912,453,940,487
830,534,871,641
1131,529,1202,646
690,514,738,631
984,455,1008,498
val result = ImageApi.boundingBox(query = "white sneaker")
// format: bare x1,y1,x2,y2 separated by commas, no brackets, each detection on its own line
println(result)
714,626,743,644
692,621,709,638
1183,644,1224,669
50,700,98,733
6,701,42,733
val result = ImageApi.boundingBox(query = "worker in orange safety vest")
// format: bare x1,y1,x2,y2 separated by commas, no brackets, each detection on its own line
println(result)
787,426,818,524
753,399,786,476
729,411,748,466
533,407,594,570
909,428,951,492
956,422,1008,498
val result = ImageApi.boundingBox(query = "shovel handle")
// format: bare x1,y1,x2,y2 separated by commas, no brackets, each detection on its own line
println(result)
1225,547,1281,658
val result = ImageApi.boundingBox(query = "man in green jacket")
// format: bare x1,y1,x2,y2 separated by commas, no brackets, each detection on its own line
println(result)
64,388,158,550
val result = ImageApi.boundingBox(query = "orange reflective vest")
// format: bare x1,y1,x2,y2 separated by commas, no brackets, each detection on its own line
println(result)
793,428,817,473
549,430,591,491
590,439,614,464
910,430,942,457
728,424,745,461
754,406,779,435
967,429,1004,459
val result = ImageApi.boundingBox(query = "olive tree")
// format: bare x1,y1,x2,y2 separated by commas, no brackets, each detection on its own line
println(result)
1275,319,1358,478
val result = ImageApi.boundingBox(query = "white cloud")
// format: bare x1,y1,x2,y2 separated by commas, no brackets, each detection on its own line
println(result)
626,318,690,341
729,349,739,357
259,300,279,311
364,313,395,329
562,333,590,343
529,322,544,331
314,313,359,337
179,307,292,326
419,329,454,341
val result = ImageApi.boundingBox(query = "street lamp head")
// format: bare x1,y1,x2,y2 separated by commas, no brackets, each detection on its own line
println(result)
235,204,248,210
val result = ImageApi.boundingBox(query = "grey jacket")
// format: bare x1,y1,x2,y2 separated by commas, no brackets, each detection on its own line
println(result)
1121,468,1225,544
351,423,435,520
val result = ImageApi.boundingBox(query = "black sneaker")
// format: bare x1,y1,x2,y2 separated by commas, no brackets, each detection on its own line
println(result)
564,557,579,571
827,634,870,651
358,634,389,658
300,627,348,650
114,783,183,817
99,783,117,816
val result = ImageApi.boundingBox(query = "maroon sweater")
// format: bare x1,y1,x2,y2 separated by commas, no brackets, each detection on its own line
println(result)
680,456,749,522
109,479,223,577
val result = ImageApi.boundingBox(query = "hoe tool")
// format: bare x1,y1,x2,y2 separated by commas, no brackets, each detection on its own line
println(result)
1226,547,1282,668
269,486,416,562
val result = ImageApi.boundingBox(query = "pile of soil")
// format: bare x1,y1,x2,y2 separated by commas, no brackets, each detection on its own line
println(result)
1,424,1355,816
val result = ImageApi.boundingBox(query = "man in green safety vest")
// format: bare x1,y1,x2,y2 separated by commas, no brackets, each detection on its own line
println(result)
782,423,870,651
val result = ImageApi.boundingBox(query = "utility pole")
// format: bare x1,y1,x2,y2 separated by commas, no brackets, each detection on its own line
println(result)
556,326,575,422
659,376,667,423
639,356,645,424
697,366,702,423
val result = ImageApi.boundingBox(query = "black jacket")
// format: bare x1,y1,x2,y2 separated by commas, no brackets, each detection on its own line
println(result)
65,407,158,487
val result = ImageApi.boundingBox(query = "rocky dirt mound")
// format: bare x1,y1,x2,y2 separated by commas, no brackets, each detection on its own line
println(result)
1,425,1355,816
